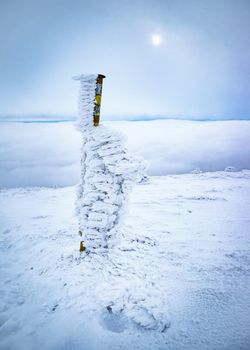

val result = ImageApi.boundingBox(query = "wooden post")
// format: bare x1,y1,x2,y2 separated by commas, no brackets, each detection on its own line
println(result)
93,74,106,127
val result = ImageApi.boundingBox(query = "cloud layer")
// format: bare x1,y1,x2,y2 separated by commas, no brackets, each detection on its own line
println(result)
0,120,249,187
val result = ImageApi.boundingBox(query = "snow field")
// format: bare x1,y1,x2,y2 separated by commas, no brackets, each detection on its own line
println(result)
0,171,250,349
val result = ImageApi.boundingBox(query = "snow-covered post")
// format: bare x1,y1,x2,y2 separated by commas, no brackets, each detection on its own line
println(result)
74,74,147,254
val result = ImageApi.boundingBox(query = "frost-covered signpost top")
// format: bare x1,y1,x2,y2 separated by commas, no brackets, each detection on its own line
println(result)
74,74,146,254
73,74,106,131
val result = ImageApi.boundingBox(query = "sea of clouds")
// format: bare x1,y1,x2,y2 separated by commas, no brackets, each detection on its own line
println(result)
0,120,249,187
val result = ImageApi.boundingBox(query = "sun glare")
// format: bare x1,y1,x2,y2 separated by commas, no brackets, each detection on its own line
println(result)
152,34,162,46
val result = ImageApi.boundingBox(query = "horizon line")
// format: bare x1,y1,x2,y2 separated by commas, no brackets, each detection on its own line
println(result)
0,114,250,122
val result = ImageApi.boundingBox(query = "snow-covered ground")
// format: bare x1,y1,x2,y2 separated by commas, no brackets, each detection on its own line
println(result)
1,171,250,350
0,120,250,187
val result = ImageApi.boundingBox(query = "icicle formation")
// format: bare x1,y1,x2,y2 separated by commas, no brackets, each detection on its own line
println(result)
74,74,147,252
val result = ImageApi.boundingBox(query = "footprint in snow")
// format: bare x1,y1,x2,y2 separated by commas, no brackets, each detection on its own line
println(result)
100,285,170,333
100,307,128,333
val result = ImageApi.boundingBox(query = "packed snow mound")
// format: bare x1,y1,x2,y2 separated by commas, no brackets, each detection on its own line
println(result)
74,74,147,251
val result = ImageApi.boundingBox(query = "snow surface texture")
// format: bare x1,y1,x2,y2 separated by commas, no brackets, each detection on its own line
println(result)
0,171,250,349
74,74,146,250
0,120,250,187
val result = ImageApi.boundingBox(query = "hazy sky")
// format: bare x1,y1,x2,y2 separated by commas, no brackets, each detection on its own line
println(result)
0,0,250,119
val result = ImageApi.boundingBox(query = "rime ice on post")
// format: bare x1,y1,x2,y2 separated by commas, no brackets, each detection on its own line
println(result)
74,74,147,253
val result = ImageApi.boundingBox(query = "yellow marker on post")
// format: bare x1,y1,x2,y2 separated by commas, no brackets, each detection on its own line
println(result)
93,74,106,127
79,240,86,252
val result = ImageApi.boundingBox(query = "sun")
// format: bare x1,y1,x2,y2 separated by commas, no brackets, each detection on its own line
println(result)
152,34,162,46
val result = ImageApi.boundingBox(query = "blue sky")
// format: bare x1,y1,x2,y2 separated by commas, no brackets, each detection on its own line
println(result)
0,0,249,120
